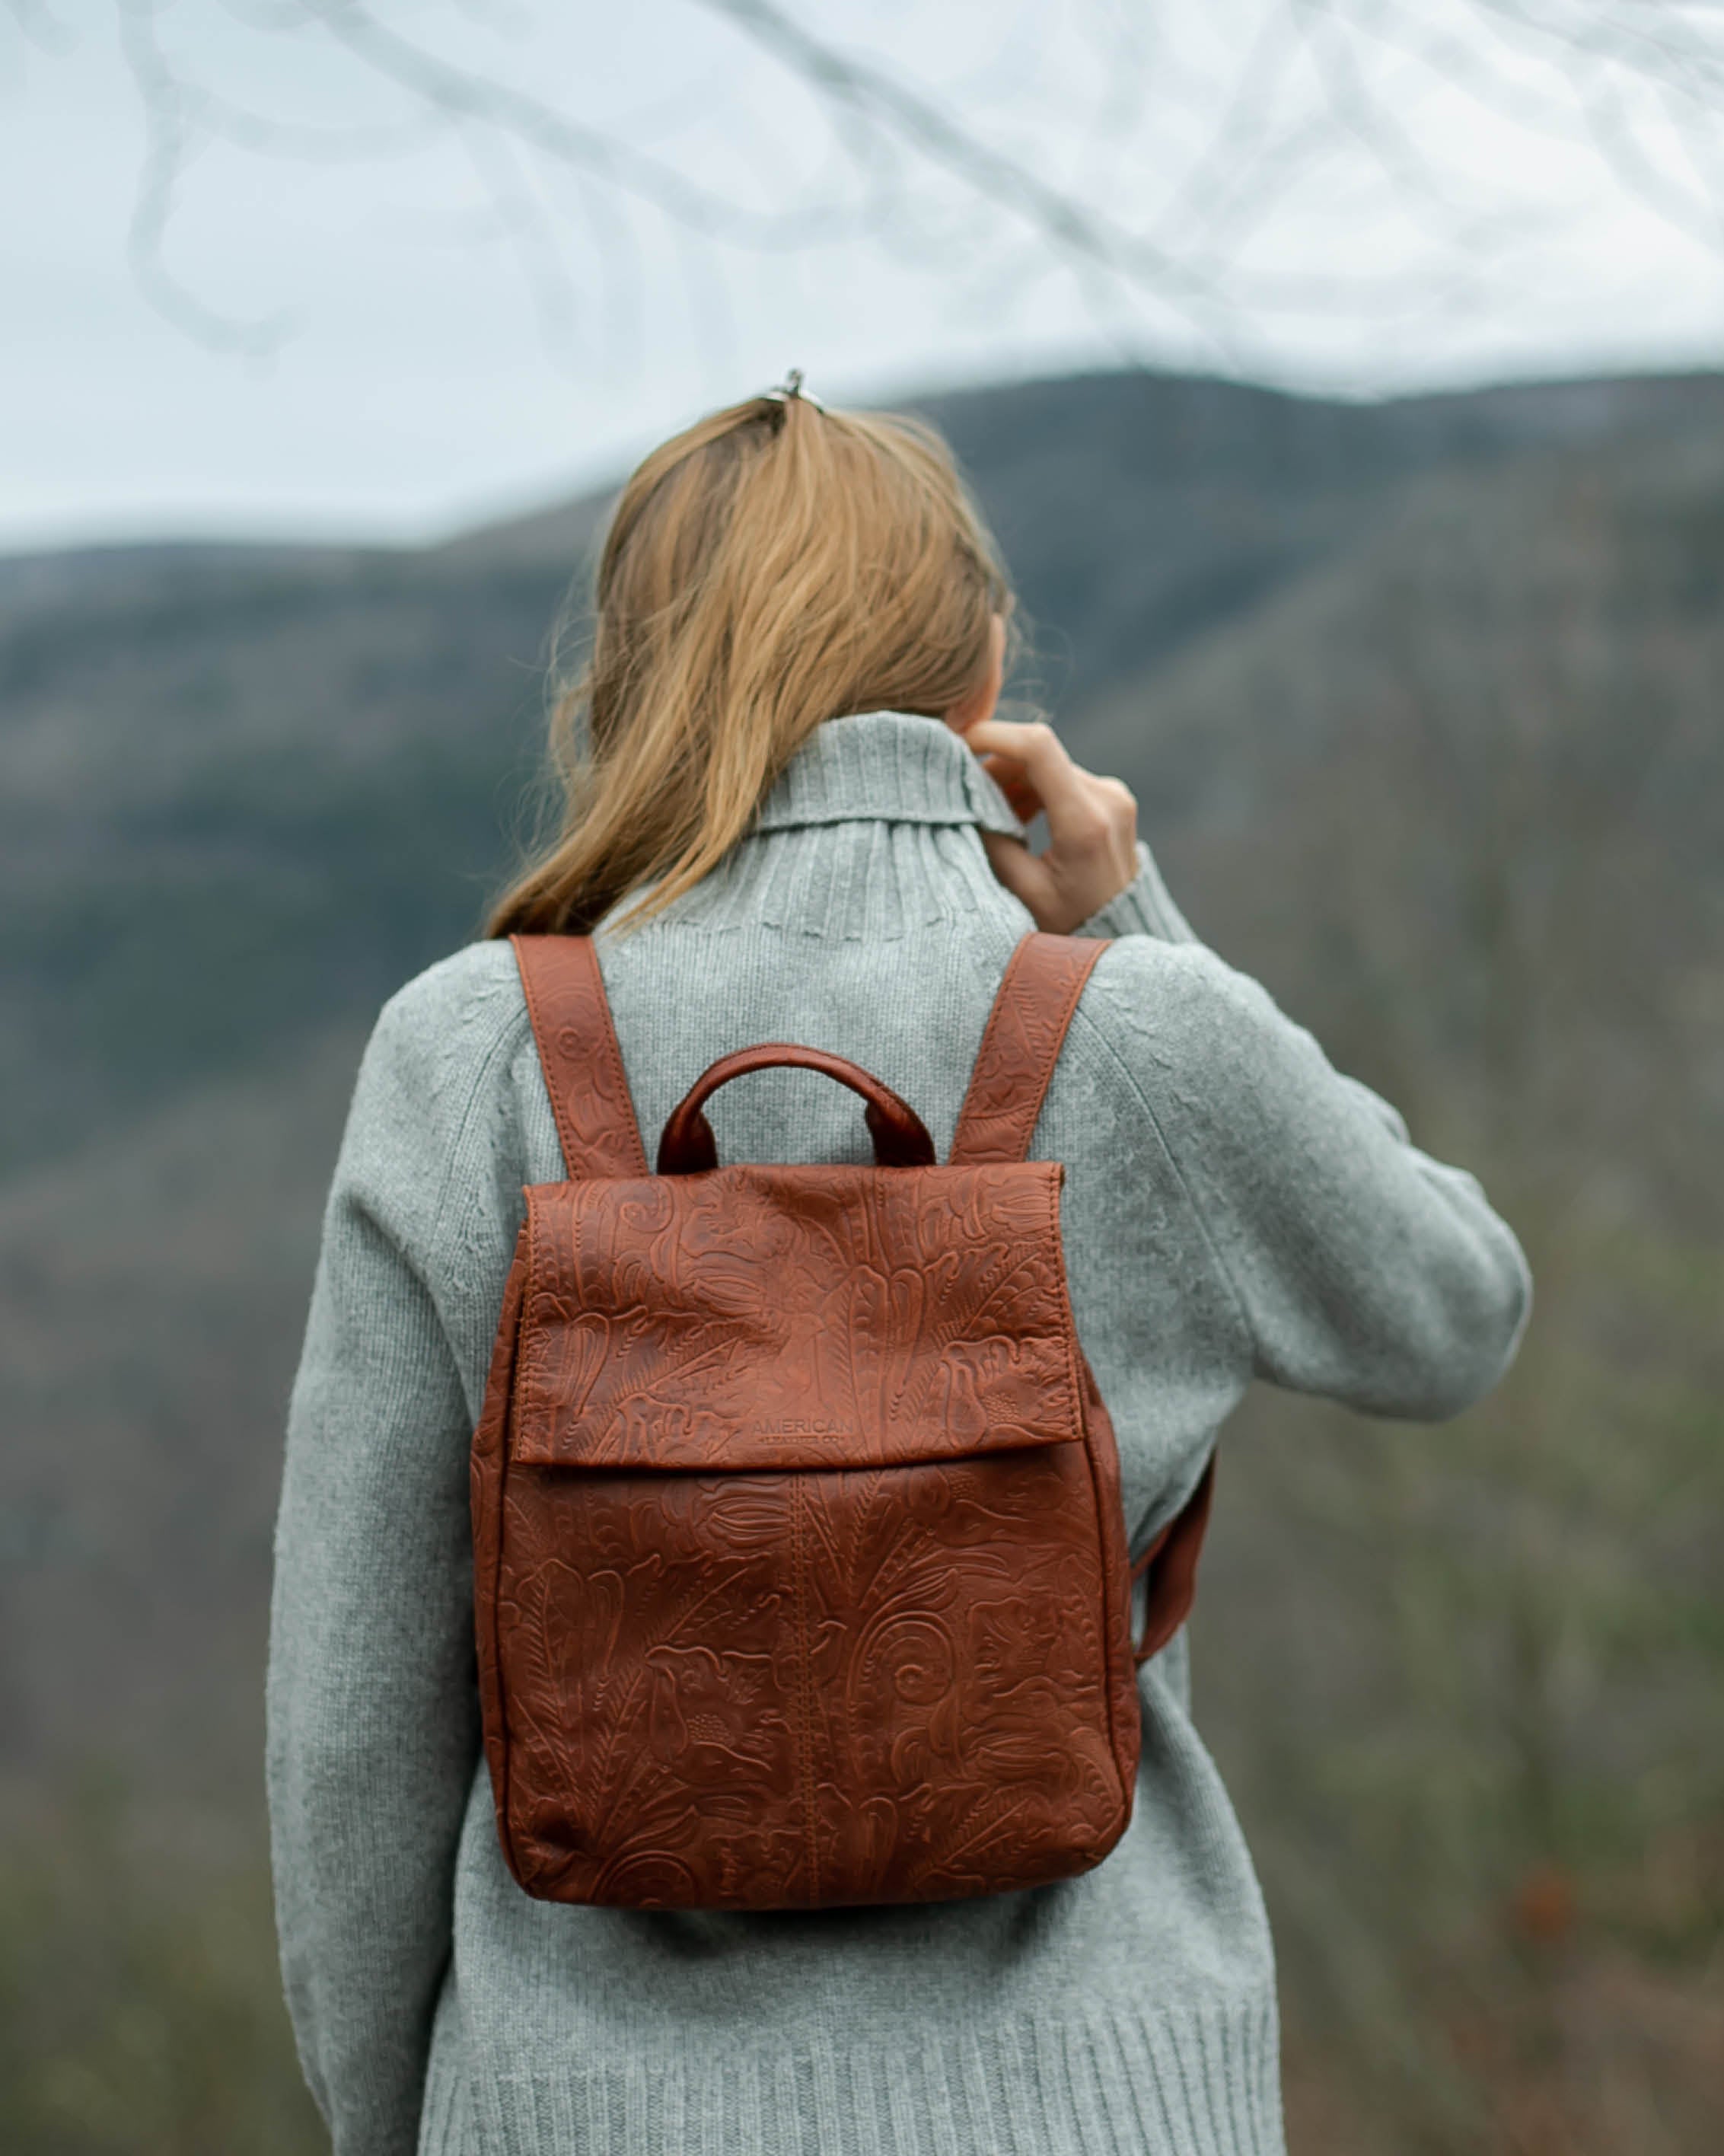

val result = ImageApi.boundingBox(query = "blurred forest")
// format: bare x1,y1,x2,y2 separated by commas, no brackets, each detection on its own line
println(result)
2,363,1721,2152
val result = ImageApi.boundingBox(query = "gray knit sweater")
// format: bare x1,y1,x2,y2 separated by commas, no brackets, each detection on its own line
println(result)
268,710,1530,2156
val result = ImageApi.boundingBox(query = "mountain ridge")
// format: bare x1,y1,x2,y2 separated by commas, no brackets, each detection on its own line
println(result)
5,362,1724,1184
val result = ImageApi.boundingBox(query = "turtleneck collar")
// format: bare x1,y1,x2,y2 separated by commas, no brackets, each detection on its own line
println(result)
749,710,1025,837
604,710,1035,943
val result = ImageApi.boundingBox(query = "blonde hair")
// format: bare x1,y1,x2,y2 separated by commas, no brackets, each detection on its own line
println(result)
487,391,1014,936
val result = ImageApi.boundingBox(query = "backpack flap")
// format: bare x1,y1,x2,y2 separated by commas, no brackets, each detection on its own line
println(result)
508,1160,1086,1473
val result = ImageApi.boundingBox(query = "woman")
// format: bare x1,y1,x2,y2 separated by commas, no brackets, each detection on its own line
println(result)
269,383,1530,2156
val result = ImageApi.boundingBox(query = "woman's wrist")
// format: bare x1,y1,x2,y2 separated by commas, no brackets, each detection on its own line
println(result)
1072,839,1197,943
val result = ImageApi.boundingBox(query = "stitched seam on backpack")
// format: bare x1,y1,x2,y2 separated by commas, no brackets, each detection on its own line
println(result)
1072,1399,1135,1840
789,1475,822,1903
1041,1165,1085,1431
997,957,1092,1163
954,936,1105,1163
1018,958,1095,1162
583,943,650,1175
513,939,584,1180
513,1197,553,1434
492,1406,522,1882
514,939,648,1179
480,1242,527,1884
1043,1156,1133,1823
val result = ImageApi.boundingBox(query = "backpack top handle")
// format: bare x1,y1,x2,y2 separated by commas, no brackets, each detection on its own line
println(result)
658,1044,937,1175
511,928,1111,1181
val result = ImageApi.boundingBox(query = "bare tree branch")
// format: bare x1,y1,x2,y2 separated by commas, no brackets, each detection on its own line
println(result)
454,120,586,370
65,0,1724,367
696,0,1228,314
296,0,863,247
116,0,294,356
2,0,76,54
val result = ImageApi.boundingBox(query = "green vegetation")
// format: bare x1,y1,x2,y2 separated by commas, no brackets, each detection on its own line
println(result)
1208,1196,1724,2153
0,1796,322,2156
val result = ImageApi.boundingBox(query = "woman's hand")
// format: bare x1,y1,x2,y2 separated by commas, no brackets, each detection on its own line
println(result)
961,716,1139,933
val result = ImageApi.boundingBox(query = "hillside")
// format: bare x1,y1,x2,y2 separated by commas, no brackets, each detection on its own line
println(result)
2,365,1721,2154
1074,424,1724,1190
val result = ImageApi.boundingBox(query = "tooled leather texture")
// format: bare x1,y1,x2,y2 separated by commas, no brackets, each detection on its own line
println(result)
512,935,648,1178
473,932,1151,1911
949,934,1109,1166
512,1165,1082,1472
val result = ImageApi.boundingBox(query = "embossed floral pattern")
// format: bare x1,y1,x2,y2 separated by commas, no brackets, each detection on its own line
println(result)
513,1164,1082,1472
471,932,1144,1912
495,1446,1130,1907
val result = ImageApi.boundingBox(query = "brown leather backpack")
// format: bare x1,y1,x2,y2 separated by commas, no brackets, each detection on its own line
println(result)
472,930,1214,1911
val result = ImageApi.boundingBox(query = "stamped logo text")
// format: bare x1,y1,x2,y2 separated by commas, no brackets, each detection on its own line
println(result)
747,1418,855,1440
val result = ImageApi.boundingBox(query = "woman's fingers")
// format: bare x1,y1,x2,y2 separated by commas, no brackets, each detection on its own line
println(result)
964,718,1088,821
963,717,1139,933
975,752,1042,825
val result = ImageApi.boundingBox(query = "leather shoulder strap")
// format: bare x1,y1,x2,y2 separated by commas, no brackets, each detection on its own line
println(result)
948,933,1111,1165
510,934,649,1179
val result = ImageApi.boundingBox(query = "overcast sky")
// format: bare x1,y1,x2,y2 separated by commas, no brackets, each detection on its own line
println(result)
5,0,1724,554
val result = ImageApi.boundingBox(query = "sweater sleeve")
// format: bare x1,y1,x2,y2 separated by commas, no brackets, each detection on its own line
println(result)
1074,837,1199,944
1087,941,1532,1421
266,983,501,2156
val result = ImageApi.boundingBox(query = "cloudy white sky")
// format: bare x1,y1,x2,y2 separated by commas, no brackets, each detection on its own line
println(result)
5,0,1724,553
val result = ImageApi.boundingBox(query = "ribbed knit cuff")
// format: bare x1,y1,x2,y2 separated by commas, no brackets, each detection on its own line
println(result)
1075,840,1197,943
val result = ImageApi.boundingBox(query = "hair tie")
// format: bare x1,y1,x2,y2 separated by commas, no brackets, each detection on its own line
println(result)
763,368,825,411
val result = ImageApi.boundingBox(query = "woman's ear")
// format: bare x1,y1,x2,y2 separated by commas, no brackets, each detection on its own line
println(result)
943,614,1006,734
